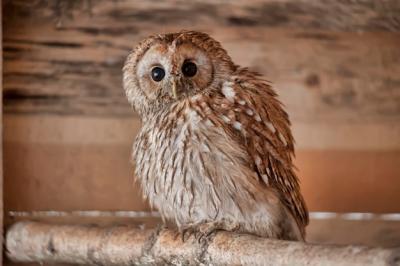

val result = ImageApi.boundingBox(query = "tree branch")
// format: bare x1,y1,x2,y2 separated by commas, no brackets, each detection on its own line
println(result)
6,221,400,265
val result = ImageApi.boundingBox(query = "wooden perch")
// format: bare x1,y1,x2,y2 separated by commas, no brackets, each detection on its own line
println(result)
6,221,400,266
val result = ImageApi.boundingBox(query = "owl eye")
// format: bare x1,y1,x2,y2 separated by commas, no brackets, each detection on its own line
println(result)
181,61,197,77
151,67,165,82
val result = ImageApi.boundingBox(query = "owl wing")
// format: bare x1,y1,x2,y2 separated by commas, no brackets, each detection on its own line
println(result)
207,69,309,235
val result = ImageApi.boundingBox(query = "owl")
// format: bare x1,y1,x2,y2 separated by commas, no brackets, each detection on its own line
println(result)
123,31,308,241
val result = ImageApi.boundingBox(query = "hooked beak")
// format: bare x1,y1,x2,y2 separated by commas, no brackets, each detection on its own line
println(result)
171,78,178,99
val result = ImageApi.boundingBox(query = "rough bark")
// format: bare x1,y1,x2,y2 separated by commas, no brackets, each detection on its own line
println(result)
6,221,400,266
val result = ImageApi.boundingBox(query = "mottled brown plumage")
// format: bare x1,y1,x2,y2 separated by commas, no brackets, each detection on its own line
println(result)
123,31,308,241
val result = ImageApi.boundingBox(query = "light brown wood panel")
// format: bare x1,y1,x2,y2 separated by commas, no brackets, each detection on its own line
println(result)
4,115,400,150
5,142,400,213
4,141,148,212
299,150,400,213
4,115,400,212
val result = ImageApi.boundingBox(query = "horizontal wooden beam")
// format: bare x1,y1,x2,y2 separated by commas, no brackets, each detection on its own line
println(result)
4,115,400,150
6,221,400,266
4,0,400,32
3,1,400,120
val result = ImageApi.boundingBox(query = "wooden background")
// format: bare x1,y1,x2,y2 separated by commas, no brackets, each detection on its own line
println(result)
3,0,400,219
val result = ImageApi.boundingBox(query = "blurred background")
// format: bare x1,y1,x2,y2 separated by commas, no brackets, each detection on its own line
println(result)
3,0,400,256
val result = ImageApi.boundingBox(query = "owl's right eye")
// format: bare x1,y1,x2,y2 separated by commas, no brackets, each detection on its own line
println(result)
151,67,165,82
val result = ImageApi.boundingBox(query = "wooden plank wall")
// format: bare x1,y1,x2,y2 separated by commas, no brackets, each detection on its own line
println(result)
3,1,400,216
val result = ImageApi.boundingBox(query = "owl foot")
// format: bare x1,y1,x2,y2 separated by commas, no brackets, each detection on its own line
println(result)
179,220,241,243
179,224,198,242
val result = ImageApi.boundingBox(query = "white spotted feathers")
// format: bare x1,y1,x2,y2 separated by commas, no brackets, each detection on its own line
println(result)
219,81,287,147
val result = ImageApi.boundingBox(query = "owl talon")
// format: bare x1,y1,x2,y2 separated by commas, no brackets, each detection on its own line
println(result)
180,220,241,243
196,229,217,244
178,223,215,243
198,221,230,243
179,225,197,242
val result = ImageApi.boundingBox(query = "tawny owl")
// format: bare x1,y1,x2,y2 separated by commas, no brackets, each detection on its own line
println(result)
123,31,308,241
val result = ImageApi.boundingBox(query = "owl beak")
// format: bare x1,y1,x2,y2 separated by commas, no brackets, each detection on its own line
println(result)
171,78,178,99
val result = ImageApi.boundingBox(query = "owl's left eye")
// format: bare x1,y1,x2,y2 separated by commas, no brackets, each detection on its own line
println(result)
151,67,165,82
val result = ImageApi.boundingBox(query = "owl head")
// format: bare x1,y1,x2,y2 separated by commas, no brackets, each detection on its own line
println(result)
123,31,236,120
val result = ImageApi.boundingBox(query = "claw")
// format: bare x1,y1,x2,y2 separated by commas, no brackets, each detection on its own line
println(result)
196,223,219,244
180,225,196,242
197,231,209,244
179,220,240,244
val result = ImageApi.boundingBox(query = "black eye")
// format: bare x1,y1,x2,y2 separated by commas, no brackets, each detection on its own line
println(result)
151,67,165,82
182,61,197,77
